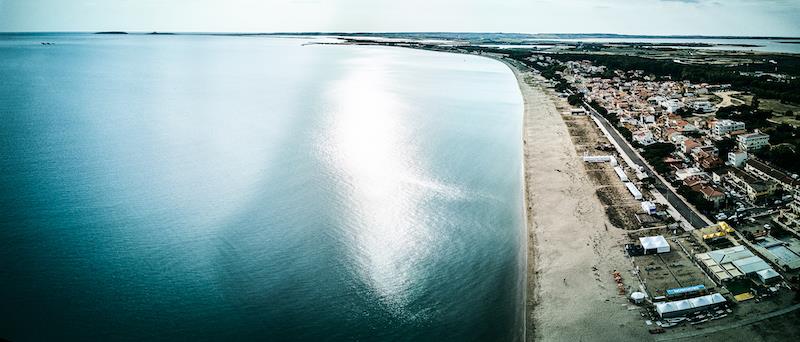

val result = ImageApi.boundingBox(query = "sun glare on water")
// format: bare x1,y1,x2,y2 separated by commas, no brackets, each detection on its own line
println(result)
322,50,451,318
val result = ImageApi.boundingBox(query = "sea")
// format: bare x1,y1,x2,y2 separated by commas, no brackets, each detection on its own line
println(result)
0,34,526,341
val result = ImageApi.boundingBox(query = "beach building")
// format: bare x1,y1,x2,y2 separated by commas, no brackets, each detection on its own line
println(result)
697,222,735,241
614,166,629,182
570,108,587,115
640,235,670,254
695,245,780,284
754,237,800,271
655,293,727,318
641,201,657,215
625,181,643,200
583,155,618,164
666,284,707,299
737,131,770,151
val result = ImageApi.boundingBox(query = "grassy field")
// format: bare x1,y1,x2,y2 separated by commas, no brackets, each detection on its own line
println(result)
759,98,800,126
759,98,800,115
732,93,754,106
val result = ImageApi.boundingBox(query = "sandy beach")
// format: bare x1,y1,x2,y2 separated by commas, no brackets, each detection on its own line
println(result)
496,57,652,342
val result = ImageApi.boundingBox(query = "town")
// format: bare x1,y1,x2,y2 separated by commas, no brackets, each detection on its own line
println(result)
530,53,800,335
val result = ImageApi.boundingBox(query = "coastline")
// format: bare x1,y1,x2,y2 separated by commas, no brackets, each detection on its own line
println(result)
331,41,651,340
494,56,650,341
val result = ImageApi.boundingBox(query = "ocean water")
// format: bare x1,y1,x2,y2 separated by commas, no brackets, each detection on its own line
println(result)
0,34,525,341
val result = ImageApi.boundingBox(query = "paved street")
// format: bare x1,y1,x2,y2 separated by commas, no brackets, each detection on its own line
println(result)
584,103,713,229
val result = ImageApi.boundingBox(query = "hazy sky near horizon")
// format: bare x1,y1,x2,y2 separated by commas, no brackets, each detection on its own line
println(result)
1,0,799,36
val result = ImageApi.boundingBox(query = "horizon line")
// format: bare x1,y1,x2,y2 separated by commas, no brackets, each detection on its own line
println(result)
1,31,800,39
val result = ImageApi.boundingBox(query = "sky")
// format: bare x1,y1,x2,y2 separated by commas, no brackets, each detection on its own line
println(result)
1,0,799,36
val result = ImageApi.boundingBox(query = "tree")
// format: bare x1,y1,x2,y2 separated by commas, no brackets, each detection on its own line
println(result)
567,94,583,106
641,142,676,174
675,107,695,118
762,144,800,174
715,138,736,161
767,124,796,145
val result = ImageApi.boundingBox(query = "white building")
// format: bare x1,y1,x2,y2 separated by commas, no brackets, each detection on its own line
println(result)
737,131,770,151
641,201,657,215
633,130,656,146
625,181,643,200
661,99,683,113
675,167,706,180
713,119,745,137
728,150,748,167
640,235,670,254
692,100,715,113
655,293,727,318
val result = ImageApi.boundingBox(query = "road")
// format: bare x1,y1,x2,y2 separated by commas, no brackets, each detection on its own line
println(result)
655,302,800,341
583,102,712,229
713,91,746,108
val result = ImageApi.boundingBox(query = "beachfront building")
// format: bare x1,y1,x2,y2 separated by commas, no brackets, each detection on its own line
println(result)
712,119,745,138
640,235,670,254
737,131,770,151
753,236,800,271
695,245,781,284
655,293,727,318
641,201,657,215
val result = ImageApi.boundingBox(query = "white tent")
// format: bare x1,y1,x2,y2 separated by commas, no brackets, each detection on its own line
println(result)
640,235,670,254
614,166,629,182
655,302,677,316
709,293,727,305
641,201,657,215
655,293,727,318
625,182,643,200
688,296,712,307
630,292,647,304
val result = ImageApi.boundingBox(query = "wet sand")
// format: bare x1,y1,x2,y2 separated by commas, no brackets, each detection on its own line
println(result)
497,57,651,342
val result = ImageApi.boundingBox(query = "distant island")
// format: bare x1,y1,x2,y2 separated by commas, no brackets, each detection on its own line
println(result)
95,31,128,34
226,32,800,40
